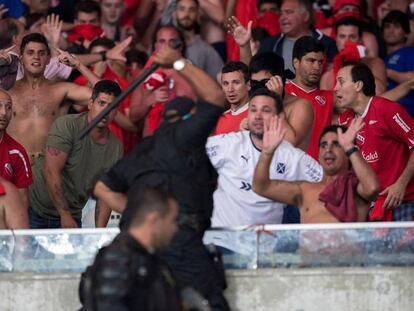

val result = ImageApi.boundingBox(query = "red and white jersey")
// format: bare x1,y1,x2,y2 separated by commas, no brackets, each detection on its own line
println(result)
213,103,249,135
0,133,32,188
339,96,414,201
285,81,334,160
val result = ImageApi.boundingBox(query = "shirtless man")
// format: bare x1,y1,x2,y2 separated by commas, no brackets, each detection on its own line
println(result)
8,33,98,162
253,116,380,223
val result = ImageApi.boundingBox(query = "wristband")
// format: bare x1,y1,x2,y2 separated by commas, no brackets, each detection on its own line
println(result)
345,146,358,157
99,51,107,61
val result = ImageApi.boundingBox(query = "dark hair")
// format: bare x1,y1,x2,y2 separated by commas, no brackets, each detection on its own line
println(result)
152,24,186,54
249,87,283,114
382,10,410,35
88,37,115,53
252,27,270,42
126,49,149,67
249,52,285,77
258,0,278,8
176,0,199,6
221,61,250,82
292,36,325,61
120,187,174,230
335,16,362,38
91,80,122,101
75,0,101,20
342,61,376,96
20,33,50,55
319,125,347,145
24,13,45,30
0,18,20,49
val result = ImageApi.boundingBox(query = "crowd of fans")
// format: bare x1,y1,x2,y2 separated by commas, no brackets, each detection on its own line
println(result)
0,0,411,229
1,0,414,309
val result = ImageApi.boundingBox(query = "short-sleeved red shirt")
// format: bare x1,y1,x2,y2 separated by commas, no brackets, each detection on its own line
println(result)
285,81,334,160
0,133,32,188
339,96,414,202
213,104,248,136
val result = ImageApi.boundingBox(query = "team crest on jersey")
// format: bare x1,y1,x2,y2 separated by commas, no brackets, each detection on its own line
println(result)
356,131,365,145
315,95,326,106
4,163,12,177
276,162,286,174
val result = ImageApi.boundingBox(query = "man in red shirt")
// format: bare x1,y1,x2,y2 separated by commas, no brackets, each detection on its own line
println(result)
285,36,335,160
337,61,414,221
214,61,250,135
0,90,32,208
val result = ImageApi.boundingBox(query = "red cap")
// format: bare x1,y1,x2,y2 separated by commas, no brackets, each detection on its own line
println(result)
333,0,361,13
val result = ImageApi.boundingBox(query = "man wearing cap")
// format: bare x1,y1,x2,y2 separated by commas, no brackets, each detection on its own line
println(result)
94,47,230,310
28,80,123,229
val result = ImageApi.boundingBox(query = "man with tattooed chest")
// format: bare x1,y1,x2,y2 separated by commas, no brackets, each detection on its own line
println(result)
8,33,98,164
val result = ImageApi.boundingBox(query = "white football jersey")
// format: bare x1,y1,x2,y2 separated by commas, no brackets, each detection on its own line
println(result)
206,131,323,227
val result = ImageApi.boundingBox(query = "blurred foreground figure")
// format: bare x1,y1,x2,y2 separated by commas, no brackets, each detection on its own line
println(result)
79,187,182,311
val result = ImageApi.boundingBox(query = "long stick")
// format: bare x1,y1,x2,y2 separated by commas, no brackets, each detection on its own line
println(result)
78,63,159,139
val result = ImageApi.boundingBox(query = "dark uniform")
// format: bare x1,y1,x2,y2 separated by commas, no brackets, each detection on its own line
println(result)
79,232,181,311
99,98,230,311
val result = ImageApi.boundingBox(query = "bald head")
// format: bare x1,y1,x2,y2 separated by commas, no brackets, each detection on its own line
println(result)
0,90,12,132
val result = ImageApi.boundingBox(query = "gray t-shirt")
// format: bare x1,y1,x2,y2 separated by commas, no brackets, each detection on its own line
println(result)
29,113,123,218
282,37,296,73
186,36,224,79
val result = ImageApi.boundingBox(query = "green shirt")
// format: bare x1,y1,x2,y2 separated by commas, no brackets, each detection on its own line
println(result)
29,113,123,218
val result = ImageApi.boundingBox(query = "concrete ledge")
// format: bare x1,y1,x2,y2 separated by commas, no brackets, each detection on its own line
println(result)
0,267,413,311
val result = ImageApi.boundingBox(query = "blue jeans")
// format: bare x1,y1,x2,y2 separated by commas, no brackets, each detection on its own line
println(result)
29,207,81,229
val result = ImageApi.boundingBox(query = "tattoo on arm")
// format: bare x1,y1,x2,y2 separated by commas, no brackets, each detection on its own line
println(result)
46,146,62,156
52,182,71,212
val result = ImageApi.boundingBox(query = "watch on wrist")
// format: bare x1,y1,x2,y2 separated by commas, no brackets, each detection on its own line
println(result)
173,58,187,71
345,146,359,157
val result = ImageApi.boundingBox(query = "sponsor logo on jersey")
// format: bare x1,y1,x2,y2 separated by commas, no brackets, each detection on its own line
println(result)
393,113,411,133
368,120,378,125
241,155,249,163
240,181,252,191
315,95,326,106
276,162,286,174
362,150,379,163
206,145,219,158
4,163,12,177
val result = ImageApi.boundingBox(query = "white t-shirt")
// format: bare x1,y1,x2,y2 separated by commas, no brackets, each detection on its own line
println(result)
206,131,323,227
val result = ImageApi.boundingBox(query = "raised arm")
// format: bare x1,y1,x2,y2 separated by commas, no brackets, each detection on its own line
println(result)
152,47,225,107
227,16,253,65
337,118,380,202
252,115,304,206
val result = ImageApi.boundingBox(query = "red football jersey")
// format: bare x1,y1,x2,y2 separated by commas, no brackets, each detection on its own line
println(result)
0,133,32,188
213,105,249,136
339,96,414,201
285,81,334,160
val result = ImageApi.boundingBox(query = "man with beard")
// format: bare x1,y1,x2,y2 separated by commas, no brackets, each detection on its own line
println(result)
285,36,335,160
206,88,322,227
174,0,223,78
28,80,123,228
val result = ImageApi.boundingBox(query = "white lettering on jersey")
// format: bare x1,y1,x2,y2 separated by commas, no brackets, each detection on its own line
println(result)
362,150,379,163
206,145,219,158
368,120,378,125
393,113,411,133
